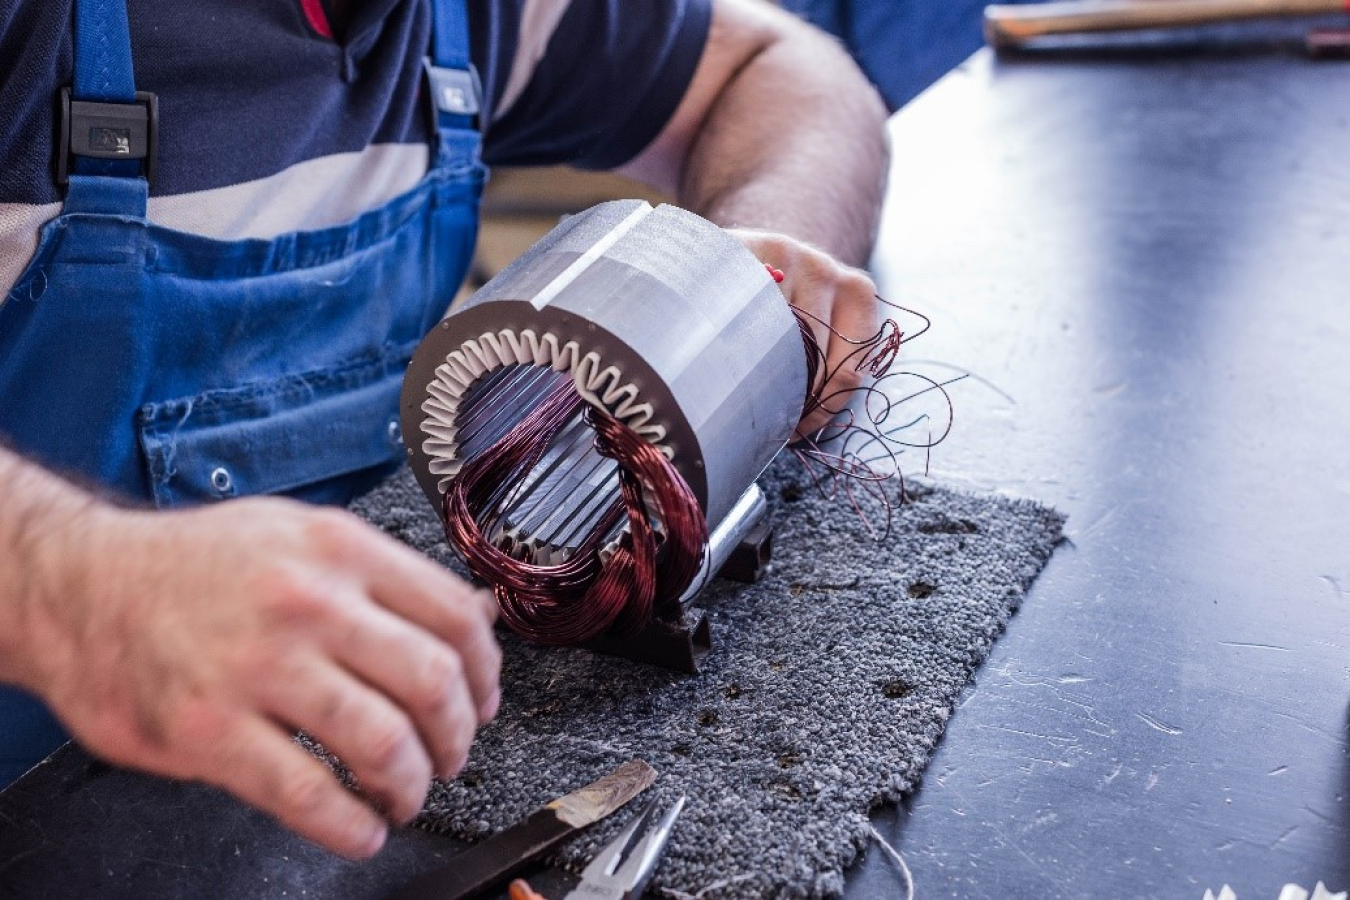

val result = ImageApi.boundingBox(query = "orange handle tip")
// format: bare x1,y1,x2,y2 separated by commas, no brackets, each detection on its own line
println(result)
509,878,547,900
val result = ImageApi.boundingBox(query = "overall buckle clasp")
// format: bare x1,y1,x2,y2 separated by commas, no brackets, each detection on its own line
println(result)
56,88,159,186
422,59,482,129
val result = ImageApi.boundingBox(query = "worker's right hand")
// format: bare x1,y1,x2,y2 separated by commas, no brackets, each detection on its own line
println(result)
17,496,501,859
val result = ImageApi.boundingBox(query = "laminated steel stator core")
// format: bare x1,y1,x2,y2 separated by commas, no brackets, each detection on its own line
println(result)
402,199,808,534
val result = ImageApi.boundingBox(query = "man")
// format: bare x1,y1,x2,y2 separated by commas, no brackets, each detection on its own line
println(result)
0,0,886,859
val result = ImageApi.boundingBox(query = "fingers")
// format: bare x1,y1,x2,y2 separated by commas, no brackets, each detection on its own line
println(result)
209,715,389,860
724,228,882,436
366,551,502,723
255,652,434,825
817,267,880,410
775,250,879,436
320,597,479,779
306,511,502,723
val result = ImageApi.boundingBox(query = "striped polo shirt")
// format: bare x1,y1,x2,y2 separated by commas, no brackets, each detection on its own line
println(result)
0,0,711,297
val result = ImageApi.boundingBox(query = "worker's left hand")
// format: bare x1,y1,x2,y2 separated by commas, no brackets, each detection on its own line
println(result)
726,228,881,437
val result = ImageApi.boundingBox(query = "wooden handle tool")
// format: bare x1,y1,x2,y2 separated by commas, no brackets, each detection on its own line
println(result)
985,0,1348,48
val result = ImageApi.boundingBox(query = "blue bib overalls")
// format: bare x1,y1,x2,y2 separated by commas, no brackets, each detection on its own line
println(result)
0,0,484,785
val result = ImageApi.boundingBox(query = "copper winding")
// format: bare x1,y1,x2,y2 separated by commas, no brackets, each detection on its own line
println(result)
441,376,706,645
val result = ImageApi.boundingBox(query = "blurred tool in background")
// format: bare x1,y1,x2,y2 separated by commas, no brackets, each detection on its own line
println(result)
1306,25,1350,55
780,0,1350,108
983,0,1350,48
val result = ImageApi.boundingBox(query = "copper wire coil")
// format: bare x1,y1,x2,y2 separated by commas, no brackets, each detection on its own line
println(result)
441,374,706,645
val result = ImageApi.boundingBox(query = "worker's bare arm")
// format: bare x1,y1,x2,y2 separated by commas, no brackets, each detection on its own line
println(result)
0,447,501,859
621,0,890,434
0,449,102,691
622,0,887,265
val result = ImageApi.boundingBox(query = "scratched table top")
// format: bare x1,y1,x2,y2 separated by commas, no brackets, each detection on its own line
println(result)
850,39,1350,900
3,34,1350,900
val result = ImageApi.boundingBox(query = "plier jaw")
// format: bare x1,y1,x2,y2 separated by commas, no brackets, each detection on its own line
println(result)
511,796,685,900
568,796,686,900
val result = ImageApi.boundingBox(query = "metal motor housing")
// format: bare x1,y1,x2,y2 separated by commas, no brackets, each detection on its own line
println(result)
402,199,807,556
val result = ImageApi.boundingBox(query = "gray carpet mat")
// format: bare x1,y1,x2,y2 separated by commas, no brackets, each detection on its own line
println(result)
349,461,1064,899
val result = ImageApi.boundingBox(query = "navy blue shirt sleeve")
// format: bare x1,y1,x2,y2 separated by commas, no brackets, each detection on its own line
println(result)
474,0,712,170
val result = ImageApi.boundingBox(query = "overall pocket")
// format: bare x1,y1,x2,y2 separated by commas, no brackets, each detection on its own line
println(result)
137,344,416,508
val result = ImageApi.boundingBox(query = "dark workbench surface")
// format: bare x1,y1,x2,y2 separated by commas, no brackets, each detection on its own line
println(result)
3,34,1349,900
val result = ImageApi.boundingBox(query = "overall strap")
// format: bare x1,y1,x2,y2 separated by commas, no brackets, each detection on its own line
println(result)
424,0,482,137
73,0,137,103
59,0,156,212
